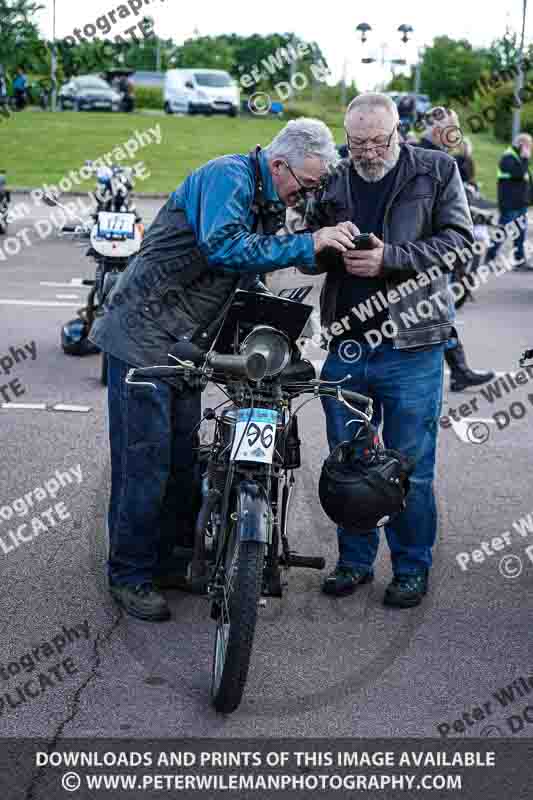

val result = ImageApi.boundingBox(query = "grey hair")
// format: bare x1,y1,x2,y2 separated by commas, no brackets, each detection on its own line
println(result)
344,92,399,126
263,118,338,168
513,132,533,148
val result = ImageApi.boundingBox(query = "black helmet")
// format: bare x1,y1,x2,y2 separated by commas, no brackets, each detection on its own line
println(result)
61,318,100,356
319,426,414,533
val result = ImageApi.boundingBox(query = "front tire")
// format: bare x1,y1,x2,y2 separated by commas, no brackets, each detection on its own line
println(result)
210,496,265,713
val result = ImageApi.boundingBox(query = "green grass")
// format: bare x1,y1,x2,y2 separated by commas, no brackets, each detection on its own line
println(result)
0,111,292,193
462,131,503,202
0,109,503,201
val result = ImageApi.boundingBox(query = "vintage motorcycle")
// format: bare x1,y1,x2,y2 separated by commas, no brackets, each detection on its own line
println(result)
43,191,143,385
125,288,374,713
0,170,10,236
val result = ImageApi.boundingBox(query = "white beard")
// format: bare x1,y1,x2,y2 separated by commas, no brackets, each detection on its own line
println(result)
352,140,401,183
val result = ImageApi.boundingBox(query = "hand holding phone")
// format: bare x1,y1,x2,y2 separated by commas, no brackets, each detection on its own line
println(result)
351,233,374,250
343,232,385,277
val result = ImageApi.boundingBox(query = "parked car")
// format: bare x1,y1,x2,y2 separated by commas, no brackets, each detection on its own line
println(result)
164,69,239,116
58,75,121,112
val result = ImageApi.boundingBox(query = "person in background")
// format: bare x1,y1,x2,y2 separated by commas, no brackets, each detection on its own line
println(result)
13,66,28,111
397,94,416,136
454,137,476,185
486,132,533,272
416,107,495,392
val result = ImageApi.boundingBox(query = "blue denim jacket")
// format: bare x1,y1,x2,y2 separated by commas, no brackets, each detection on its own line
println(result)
171,149,316,273
90,149,317,367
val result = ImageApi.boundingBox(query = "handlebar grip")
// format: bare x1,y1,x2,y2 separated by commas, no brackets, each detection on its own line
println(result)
340,388,372,406
61,226,77,233
207,352,267,382
131,366,187,380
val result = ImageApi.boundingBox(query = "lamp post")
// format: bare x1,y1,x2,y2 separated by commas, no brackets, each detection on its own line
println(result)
50,0,57,112
512,0,528,140
356,23,413,90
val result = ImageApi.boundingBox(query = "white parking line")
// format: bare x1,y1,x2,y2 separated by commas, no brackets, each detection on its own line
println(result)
52,404,92,412
56,294,80,300
449,417,496,444
0,403,48,410
1,402,92,412
40,279,85,287
0,299,80,307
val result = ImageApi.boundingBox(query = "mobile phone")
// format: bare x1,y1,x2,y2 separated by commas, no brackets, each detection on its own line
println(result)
352,233,374,250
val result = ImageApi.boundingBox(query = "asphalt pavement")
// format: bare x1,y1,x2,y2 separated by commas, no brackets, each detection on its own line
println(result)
0,196,532,785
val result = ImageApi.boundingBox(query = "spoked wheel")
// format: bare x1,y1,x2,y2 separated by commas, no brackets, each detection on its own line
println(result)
210,495,265,714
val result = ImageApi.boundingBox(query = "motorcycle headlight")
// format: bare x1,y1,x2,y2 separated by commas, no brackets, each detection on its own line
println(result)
240,326,291,377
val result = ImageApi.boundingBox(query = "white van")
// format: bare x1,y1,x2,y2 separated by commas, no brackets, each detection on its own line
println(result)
164,69,239,117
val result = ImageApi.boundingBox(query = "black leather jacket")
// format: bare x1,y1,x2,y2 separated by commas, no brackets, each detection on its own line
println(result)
299,143,474,349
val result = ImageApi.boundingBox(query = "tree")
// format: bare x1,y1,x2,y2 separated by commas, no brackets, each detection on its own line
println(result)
173,36,235,73
0,0,44,77
419,36,491,104
482,30,533,74
385,72,414,93
169,32,328,91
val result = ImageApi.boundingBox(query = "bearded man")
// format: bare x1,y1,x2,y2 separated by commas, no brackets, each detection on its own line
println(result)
298,93,473,607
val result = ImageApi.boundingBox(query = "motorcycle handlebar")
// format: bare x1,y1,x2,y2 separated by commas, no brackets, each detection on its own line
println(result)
60,225,91,238
324,385,371,407
130,353,268,383
126,360,371,409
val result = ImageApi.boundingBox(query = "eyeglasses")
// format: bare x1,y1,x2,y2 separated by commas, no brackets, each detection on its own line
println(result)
282,160,325,198
345,126,398,152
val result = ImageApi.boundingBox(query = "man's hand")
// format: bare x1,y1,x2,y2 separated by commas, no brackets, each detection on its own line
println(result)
342,233,385,277
313,222,360,254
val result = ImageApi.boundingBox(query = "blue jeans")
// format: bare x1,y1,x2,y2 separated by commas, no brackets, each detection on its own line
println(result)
106,355,202,586
320,341,445,575
486,207,528,263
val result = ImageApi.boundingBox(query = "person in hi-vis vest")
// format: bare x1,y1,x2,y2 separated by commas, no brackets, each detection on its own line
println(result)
487,133,532,271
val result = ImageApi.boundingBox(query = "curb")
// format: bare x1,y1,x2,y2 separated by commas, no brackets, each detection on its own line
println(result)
8,188,169,199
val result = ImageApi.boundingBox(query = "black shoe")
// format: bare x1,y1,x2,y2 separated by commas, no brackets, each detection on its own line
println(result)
321,566,373,596
384,570,428,608
449,368,495,391
445,341,495,391
513,261,533,271
109,581,171,621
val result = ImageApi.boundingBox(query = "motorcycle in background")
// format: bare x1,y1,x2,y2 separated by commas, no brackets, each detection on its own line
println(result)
454,182,499,310
43,191,144,385
0,170,10,236
85,161,138,217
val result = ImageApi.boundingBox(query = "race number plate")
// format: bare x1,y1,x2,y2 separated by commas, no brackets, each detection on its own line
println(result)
230,408,278,464
97,212,135,239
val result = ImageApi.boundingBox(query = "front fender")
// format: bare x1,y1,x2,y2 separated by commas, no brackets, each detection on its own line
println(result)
236,480,271,544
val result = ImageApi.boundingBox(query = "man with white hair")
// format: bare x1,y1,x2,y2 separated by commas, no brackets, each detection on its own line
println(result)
299,93,474,607
416,106,495,392
90,118,356,621
486,131,533,271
